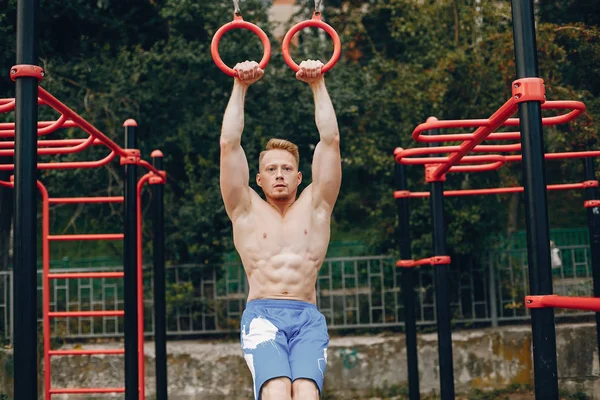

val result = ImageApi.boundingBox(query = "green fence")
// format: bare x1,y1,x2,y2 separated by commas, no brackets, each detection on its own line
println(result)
506,228,589,250
27,229,591,271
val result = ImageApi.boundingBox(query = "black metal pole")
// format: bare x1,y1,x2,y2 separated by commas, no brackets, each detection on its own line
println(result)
584,158,600,370
428,128,455,400
123,121,139,399
152,151,168,400
13,1,39,399
511,1,559,399
394,161,420,400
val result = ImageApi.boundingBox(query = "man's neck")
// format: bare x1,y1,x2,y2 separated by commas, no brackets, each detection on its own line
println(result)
266,198,295,217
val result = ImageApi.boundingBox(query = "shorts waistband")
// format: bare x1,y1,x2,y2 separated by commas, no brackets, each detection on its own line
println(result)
245,299,317,310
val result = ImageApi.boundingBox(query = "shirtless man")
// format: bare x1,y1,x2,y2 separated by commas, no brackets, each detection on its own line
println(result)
219,59,341,400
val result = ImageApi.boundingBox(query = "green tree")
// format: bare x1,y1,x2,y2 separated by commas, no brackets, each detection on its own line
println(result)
0,0,597,275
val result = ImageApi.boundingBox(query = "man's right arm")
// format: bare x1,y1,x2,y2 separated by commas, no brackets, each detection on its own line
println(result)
220,61,264,220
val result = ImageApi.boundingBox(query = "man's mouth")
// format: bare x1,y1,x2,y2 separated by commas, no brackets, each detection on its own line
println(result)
274,184,286,188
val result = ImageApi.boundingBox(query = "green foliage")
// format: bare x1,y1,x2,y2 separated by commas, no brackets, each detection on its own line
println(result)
165,281,196,315
0,0,598,270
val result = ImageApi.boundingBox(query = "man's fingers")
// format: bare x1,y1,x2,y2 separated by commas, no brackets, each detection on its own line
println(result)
233,60,262,81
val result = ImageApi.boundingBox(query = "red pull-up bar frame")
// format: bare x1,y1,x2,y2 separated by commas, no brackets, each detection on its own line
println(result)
2,65,167,399
393,78,596,182
0,83,161,175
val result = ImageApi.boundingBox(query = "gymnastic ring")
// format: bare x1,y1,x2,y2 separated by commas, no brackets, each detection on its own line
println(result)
281,12,341,74
211,14,272,77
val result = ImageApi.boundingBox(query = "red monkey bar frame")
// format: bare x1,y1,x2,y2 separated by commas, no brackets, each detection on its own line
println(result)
393,78,596,181
1,65,166,399
394,76,600,346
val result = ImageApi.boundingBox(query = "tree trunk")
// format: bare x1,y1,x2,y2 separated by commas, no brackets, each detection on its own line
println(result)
452,0,460,46
506,192,519,236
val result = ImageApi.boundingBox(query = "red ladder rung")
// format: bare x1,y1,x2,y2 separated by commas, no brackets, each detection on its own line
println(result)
48,233,124,241
48,272,124,279
49,310,124,318
49,196,124,204
49,349,124,356
49,387,125,394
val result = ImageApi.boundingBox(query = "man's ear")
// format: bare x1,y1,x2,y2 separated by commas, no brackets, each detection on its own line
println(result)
256,173,262,187
297,171,302,185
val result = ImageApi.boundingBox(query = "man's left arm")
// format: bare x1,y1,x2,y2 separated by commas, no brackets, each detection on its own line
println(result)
297,60,342,212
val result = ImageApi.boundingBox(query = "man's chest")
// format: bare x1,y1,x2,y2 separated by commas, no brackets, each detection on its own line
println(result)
233,204,329,253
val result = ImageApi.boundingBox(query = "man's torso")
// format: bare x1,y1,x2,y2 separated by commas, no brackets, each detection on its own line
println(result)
232,185,331,303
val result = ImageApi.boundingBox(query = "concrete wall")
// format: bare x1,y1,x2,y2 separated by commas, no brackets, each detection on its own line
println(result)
0,323,598,399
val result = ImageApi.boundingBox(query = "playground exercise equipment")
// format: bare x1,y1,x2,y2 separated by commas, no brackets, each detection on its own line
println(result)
394,105,599,400
1,74,167,399
5,6,168,398
212,0,341,75
211,0,271,77
281,0,341,74
392,4,599,399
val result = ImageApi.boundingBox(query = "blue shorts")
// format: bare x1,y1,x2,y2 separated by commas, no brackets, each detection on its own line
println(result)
240,299,329,400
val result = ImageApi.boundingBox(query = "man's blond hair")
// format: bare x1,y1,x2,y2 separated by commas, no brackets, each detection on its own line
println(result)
259,138,300,168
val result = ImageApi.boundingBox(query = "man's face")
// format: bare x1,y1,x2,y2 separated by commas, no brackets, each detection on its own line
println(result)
257,149,302,202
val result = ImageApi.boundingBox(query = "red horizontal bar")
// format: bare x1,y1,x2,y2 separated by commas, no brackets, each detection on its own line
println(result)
0,138,103,149
410,131,522,144
48,272,124,279
49,387,125,394
396,256,451,268
49,196,124,204
0,151,118,172
48,233,124,241
399,153,508,165
505,151,600,163
396,149,600,168
36,151,117,170
585,200,600,208
411,100,586,139
448,161,505,173
49,349,124,356
393,182,596,199
0,119,80,138
48,310,124,318
0,119,77,130
525,295,600,312
397,144,521,159
0,99,15,113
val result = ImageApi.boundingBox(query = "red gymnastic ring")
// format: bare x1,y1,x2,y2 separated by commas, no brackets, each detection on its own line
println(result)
211,14,272,77
281,12,341,74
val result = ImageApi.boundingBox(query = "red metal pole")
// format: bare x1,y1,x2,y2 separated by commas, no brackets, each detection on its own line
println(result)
38,181,51,399
48,233,124,241
48,196,124,204
526,295,600,312
137,173,152,400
